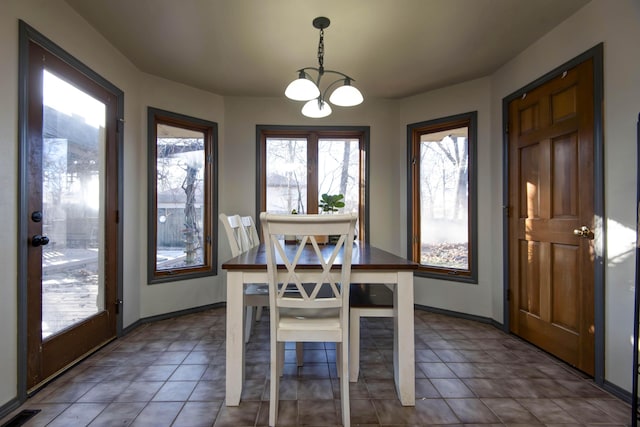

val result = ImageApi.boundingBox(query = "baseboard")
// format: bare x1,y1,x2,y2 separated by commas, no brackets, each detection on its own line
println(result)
415,303,504,330
2,302,227,419
5,301,632,422
603,379,633,405
0,397,22,424
122,302,226,335
414,304,635,407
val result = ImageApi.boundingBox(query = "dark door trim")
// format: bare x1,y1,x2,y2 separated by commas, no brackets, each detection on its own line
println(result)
501,43,604,384
17,20,124,400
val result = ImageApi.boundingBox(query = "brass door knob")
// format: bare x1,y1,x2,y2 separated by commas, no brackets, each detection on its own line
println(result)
573,225,593,239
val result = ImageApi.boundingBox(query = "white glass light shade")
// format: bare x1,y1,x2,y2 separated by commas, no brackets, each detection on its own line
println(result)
301,99,332,118
329,82,364,107
285,77,320,101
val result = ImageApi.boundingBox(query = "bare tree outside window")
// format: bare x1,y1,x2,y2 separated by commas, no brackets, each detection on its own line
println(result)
265,139,307,214
420,129,469,269
156,135,204,267
318,139,360,215
408,112,477,283
258,126,369,242
148,108,217,284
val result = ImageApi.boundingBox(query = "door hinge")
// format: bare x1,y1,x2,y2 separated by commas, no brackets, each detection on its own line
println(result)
116,118,125,133
506,289,511,301
115,299,123,314
503,206,510,217
115,210,120,223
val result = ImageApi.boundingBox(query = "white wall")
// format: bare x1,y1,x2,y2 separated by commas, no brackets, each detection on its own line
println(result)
222,96,399,253
0,3,21,409
391,0,640,394
1,0,638,412
219,97,399,303
0,0,228,408
0,0,141,407
489,0,640,394
138,74,227,318
396,78,495,319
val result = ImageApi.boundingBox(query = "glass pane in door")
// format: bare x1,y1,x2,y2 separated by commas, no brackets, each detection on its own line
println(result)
41,70,106,339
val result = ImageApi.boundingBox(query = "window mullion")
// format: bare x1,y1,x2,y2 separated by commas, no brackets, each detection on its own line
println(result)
308,133,319,214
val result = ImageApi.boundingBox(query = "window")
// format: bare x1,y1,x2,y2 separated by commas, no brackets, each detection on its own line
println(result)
407,112,477,283
257,126,369,241
148,107,217,283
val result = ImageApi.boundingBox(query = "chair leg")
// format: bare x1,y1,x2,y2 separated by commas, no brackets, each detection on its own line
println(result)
270,339,281,427
277,342,285,376
296,342,304,367
340,340,351,427
336,343,341,377
244,306,255,344
349,309,360,382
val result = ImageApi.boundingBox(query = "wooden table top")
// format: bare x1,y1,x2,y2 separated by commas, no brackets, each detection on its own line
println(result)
221,241,419,272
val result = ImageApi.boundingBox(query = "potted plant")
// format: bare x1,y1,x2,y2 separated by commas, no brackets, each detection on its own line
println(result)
319,193,345,244
319,193,345,213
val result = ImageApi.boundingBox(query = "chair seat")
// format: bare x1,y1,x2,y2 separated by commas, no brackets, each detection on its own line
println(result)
278,308,342,341
245,283,269,295
350,283,393,307
244,284,268,308
279,308,341,327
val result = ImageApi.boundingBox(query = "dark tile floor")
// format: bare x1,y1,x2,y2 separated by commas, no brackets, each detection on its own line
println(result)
1,307,632,426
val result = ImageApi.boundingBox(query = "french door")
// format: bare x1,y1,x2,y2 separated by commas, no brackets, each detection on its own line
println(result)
21,27,122,391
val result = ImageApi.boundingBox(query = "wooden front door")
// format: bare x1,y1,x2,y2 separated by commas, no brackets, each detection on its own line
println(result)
24,36,121,391
508,57,596,375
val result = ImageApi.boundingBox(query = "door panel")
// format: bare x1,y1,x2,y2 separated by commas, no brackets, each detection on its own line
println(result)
26,40,119,390
509,58,595,375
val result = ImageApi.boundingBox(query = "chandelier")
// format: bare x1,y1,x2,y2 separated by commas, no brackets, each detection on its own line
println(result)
285,17,363,118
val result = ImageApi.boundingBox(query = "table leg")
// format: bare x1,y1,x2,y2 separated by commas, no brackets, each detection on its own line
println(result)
394,271,415,405
226,271,245,406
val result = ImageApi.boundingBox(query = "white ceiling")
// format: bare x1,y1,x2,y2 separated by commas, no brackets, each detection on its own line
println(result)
65,0,590,100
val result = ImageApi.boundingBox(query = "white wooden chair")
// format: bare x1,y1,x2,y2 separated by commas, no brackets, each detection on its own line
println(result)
349,283,394,382
219,213,267,343
238,215,268,328
240,215,260,246
219,213,305,365
261,212,357,427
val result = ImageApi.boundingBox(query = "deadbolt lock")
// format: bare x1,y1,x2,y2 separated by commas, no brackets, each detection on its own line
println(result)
31,234,50,247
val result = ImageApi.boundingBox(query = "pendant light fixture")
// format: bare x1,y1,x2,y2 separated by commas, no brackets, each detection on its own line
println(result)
285,17,363,118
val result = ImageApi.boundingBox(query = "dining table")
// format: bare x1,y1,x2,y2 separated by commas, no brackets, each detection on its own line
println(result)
222,240,419,406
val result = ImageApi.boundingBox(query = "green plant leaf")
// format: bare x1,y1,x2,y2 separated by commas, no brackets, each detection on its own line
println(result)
319,193,345,212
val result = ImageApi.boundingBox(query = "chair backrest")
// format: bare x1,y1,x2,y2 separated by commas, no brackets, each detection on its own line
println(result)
240,215,260,249
260,212,357,311
219,213,254,257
